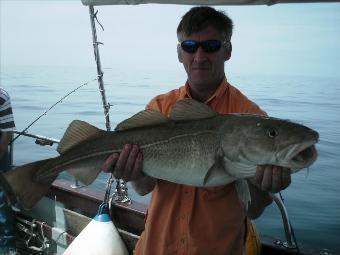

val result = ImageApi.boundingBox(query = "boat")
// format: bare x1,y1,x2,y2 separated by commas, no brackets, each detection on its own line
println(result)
3,0,340,254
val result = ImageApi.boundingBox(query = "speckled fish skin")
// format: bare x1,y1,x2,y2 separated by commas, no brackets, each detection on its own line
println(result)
35,114,319,187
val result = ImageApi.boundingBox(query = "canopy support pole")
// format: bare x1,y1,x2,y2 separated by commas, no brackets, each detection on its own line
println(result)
88,5,130,204
89,5,111,131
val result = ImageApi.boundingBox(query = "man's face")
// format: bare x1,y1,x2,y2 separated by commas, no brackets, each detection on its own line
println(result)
178,26,231,90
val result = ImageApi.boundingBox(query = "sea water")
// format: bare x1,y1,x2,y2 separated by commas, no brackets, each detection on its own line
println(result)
2,65,340,252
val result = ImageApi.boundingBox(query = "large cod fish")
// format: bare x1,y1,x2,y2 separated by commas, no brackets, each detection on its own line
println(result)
0,99,318,210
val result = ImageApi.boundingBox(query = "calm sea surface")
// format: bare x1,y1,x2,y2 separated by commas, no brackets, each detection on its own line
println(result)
1,65,340,252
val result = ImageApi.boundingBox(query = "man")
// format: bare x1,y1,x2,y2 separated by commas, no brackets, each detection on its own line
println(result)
0,87,16,255
103,7,291,254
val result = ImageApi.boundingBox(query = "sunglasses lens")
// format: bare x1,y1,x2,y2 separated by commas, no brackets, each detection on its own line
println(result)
181,40,222,53
181,40,199,53
201,40,222,52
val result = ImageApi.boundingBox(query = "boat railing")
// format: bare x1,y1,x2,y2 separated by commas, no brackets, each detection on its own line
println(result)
270,193,297,250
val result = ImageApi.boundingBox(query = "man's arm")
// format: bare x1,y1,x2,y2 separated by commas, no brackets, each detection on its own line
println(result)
102,144,156,195
247,165,291,219
131,176,157,196
0,131,12,159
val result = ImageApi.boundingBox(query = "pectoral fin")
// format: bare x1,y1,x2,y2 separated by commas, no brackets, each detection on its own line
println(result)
203,160,236,187
235,179,251,211
223,156,256,178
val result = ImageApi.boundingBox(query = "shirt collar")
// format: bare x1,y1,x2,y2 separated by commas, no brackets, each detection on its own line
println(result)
182,78,229,104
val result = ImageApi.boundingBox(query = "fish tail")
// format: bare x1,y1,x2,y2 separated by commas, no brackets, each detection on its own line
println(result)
0,158,55,210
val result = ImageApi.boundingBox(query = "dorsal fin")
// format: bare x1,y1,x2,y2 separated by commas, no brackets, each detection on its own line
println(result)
170,98,218,121
57,120,105,154
115,109,168,131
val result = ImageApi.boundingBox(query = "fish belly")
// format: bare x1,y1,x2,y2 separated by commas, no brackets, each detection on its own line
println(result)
141,131,234,187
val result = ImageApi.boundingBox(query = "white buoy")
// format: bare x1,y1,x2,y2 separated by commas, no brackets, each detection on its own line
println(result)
63,205,129,255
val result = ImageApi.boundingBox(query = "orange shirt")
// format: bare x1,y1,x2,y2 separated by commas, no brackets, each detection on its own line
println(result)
134,78,265,255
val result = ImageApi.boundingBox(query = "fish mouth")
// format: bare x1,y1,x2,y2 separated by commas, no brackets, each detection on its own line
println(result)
291,144,317,167
280,140,318,171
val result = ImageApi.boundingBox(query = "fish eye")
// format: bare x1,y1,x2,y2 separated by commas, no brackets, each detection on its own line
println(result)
267,128,278,138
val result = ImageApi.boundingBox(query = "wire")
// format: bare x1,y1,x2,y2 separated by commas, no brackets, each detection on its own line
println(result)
94,10,104,31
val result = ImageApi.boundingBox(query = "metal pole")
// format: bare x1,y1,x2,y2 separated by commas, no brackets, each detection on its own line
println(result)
89,5,111,132
87,6,130,204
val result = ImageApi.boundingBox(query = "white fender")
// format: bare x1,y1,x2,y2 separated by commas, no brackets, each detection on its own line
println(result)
63,212,128,255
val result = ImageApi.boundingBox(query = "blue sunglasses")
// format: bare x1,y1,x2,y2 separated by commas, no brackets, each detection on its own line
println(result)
180,40,229,53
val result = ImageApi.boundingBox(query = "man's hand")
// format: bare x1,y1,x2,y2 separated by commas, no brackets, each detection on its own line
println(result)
251,165,291,193
102,144,144,182
102,144,156,195
247,165,292,219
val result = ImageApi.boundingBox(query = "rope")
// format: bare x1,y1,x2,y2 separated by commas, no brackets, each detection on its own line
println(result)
94,10,104,31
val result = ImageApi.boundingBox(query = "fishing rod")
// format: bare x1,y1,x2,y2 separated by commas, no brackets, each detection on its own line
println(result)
11,131,60,146
9,79,96,145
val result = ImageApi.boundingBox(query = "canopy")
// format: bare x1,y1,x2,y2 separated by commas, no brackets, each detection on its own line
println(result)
81,0,340,6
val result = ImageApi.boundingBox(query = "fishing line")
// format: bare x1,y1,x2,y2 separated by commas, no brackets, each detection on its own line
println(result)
10,78,97,145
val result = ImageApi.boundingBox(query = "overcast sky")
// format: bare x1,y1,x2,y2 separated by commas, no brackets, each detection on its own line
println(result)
1,1,340,78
